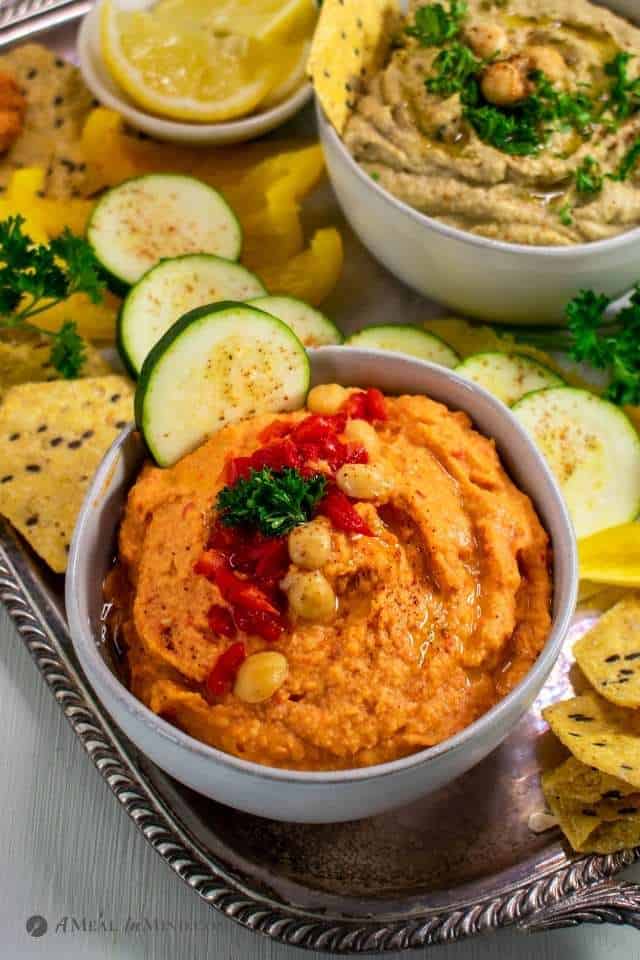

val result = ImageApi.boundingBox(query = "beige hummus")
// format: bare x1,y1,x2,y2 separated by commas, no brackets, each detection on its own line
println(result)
344,0,640,245
109,390,552,771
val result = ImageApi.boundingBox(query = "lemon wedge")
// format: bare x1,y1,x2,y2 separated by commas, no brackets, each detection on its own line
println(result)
579,522,640,587
101,0,283,123
208,0,317,42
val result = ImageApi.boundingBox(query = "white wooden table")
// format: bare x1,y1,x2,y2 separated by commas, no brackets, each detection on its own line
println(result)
2,603,640,959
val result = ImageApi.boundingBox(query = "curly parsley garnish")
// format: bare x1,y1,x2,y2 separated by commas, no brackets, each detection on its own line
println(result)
576,155,604,195
611,136,640,182
406,0,468,47
604,52,640,123
426,41,480,96
513,286,640,406
0,215,105,379
217,467,328,538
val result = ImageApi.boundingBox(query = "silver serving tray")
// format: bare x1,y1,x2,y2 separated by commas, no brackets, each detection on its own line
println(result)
3,1,640,949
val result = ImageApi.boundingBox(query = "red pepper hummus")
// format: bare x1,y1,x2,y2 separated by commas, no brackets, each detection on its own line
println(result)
108,386,552,771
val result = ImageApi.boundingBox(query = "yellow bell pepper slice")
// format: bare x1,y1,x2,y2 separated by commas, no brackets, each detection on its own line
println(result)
579,522,640,587
257,227,343,305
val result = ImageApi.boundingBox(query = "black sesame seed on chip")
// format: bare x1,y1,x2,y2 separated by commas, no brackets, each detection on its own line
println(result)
625,652,640,661
27,67,38,79
602,790,623,799
25,464,41,473
67,439,82,449
1,475,13,483
619,669,634,676
53,95,64,106
54,118,64,129
82,429,94,439
37,424,47,433
9,432,20,441
568,713,594,722
617,807,638,815
25,515,38,527
622,764,634,770
605,654,621,663
115,420,127,429
50,436,63,447
55,57,65,67
592,741,608,747
110,393,121,402
581,808,598,817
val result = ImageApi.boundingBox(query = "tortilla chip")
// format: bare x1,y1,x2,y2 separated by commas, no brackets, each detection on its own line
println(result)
0,375,133,572
0,44,93,199
307,0,398,133
542,755,639,805
0,337,110,399
574,594,640,708
543,692,640,787
542,756,640,852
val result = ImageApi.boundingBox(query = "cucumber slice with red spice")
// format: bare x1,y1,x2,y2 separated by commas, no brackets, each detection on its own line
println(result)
87,174,242,293
346,325,459,367
247,295,343,347
512,387,640,539
456,352,564,406
135,302,310,467
119,253,265,375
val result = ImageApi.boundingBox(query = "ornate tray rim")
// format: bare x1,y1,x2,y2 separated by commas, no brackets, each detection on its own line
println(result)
3,0,640,950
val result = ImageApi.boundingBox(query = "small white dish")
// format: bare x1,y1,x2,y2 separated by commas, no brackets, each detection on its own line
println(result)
77,5,313,146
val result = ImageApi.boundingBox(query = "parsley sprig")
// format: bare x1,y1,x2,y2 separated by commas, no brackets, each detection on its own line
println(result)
0,215,105,378
576,155,604,195
603,52,640,123
406,0,468,47
512,286,640,405
217,467,328,538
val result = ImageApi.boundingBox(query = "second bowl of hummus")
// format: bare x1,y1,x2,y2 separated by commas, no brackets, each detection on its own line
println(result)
317,0,640,323
66,349,577,822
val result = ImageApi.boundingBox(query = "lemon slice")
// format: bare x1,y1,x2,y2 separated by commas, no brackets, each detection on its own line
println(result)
262,40,310,108
208,0,317,42
101,0,279,123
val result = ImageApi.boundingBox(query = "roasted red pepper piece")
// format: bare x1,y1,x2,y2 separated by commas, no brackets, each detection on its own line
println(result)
318,487,373,536
258,419,293,443
233,606,285,643
207,604,236,639
342,388,387,422
195,550,280,615
291,413,346,445
206,641,246,697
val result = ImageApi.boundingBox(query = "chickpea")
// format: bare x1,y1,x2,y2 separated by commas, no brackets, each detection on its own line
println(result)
283,570,336,621
288,520,332,569
335,463,392,500
525,45,567,84
343,418,379,455
234,652,288,704
480,56,532,107
307,383,348,415
466,22,507,60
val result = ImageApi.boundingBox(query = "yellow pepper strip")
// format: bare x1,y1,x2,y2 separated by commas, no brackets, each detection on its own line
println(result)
579,523,640,587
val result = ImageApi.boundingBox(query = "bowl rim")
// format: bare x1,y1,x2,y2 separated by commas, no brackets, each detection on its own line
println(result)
316,100,640,260
66,348,578,785
77,5,312,141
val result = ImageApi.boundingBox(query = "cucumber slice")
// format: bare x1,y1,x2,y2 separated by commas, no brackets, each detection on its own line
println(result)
512,387,640,539
87,174,241,292
247,295,343,347
119,254,266,375
456,352,564,406
345,325,459,368
136,302,310,467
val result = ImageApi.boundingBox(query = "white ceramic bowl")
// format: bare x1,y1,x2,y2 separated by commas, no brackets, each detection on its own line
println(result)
77,5,312,145
316,0,640,324
66,349,577,823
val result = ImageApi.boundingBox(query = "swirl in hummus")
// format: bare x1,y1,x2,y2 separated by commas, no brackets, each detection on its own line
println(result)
107,386,552,771
344,0,640,245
